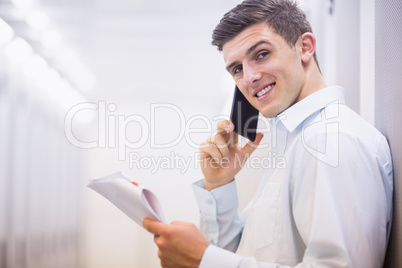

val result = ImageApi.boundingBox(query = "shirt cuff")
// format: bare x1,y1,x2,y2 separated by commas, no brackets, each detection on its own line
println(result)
192,179,239,214
199,244,244,268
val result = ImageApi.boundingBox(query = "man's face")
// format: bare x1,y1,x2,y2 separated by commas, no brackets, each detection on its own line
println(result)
223,22,306,118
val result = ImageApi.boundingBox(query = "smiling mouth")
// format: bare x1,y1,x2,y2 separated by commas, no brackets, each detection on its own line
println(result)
255,83,275,97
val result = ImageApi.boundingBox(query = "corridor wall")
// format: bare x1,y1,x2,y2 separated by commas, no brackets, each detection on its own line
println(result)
0,41,83,268
375,0,402,267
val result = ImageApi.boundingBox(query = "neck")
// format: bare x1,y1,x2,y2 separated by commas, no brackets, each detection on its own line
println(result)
297,61,327,102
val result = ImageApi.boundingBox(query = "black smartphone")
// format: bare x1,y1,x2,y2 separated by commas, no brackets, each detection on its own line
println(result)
230,85,259,141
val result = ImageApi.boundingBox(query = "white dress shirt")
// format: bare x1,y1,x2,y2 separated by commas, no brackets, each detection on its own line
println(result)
193,86,393,268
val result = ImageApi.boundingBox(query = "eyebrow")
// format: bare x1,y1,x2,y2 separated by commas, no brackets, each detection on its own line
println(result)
226,40,272,72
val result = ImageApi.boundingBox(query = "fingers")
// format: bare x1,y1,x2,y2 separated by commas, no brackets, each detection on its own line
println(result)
216,120,238,144
200,120,236,161
241,132,264,158
208,134,230,157
143,218,165,235
217,119,234,133
200,121,264,171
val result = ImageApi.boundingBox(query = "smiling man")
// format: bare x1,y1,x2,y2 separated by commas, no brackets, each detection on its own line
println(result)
143,0,393,267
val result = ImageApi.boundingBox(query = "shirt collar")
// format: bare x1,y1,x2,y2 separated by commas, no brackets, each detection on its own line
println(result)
275,86,346,133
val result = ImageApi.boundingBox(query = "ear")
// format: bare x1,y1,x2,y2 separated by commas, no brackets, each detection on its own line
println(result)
299,32,316,63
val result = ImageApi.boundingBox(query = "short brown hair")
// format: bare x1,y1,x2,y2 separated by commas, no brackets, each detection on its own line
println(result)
212,0,318,64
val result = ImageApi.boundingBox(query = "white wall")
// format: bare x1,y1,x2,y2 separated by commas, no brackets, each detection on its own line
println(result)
359,0,375,124
300,0,364,116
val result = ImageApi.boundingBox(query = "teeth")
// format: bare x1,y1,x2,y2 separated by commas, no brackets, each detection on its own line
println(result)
256,84,274,97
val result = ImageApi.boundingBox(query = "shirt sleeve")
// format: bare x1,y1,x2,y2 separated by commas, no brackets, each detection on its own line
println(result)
192,179,243,252
377,135,394,242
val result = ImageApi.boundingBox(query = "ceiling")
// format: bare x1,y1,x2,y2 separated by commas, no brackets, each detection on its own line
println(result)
0,0,241,106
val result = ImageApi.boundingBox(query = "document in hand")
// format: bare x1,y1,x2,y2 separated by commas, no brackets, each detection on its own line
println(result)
87,171,166,227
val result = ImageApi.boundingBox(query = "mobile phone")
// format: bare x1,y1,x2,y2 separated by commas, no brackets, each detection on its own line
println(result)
230,85,259,141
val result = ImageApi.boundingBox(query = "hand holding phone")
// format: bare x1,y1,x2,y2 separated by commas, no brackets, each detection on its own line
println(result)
199,86,262,191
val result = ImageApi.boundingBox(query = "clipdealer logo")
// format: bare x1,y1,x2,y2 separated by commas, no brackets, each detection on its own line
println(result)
64,100,340,172
64,101,242,161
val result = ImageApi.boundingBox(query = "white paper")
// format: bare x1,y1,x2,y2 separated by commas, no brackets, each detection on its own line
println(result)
87,171,166,227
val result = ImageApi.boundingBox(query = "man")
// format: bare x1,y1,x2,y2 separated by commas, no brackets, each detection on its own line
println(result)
144,0,393,267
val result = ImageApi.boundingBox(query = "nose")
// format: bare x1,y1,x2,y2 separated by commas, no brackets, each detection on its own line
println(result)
243,63,261,86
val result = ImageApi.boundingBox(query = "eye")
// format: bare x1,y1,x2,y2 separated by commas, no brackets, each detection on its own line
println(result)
233,65,243,74
257,51,269,59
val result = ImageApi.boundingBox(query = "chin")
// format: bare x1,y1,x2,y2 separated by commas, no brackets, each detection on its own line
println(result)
256,105,273,117
260,110,277,119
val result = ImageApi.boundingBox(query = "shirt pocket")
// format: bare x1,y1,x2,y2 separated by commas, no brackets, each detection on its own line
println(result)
251,182,281,249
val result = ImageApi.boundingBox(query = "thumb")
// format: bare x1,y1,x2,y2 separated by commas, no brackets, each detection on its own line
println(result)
143,217,165,235
240,132,264,157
